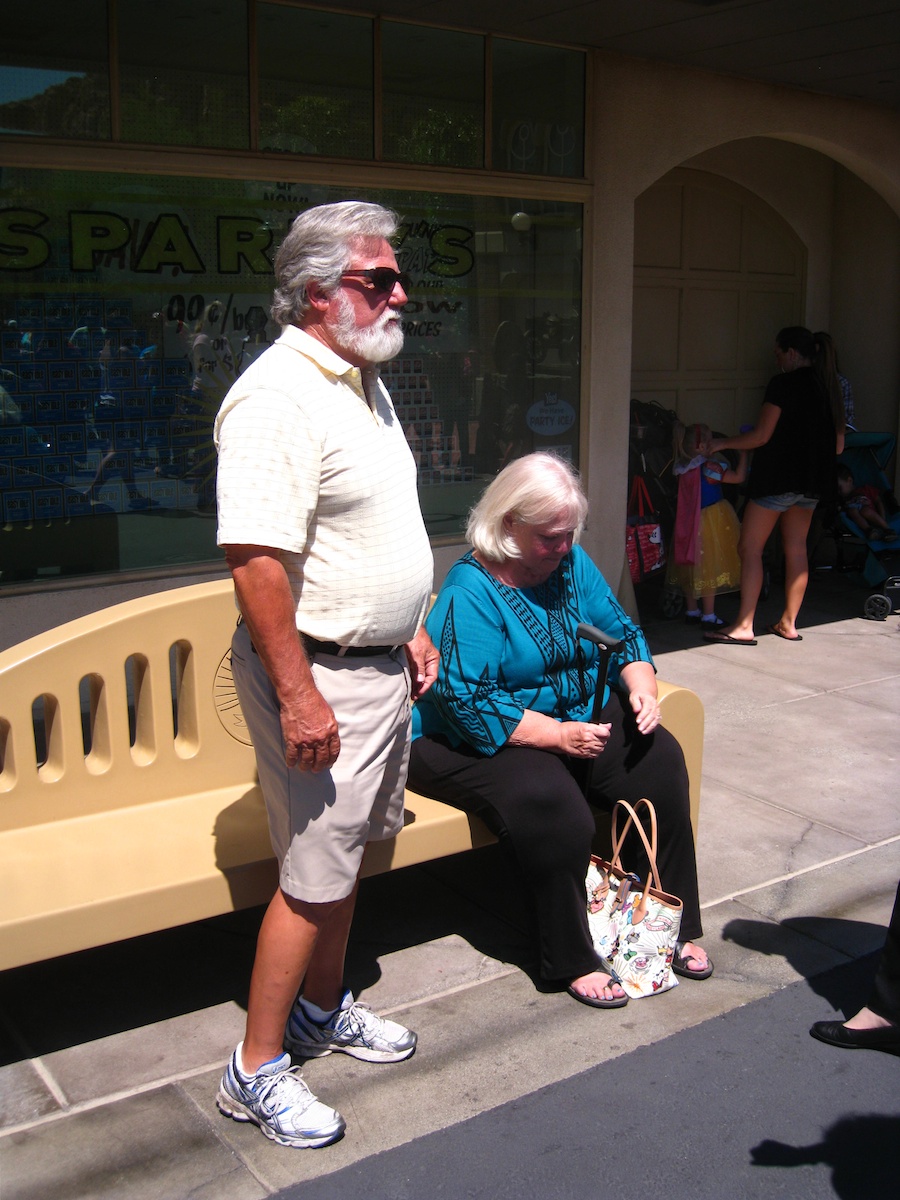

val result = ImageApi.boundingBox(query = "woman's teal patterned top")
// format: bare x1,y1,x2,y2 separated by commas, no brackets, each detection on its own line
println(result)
411,545,654,756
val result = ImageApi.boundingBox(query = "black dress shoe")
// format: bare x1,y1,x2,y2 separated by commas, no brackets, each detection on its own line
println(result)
810,1019,900,1054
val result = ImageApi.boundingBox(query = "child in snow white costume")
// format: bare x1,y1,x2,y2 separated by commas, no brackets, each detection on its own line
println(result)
667,422,747,628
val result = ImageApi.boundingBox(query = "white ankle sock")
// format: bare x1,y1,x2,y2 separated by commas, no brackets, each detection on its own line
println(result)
236,1044,282,1078
300,996,338,1025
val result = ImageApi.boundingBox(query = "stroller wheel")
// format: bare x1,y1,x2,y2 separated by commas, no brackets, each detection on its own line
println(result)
659,585,684,619
863,593,892,621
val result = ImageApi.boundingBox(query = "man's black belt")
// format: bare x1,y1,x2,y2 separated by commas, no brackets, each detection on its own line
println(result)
237,617,397,658
300,634,399,659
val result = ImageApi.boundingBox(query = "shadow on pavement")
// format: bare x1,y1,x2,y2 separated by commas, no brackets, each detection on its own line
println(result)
722,915,885,1014
0,844,536,1065
750,1114,900,1200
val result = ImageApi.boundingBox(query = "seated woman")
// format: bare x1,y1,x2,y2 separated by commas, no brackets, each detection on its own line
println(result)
408,452,711,1009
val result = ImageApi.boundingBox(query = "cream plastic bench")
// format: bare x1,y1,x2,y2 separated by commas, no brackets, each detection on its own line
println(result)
0,579,703,971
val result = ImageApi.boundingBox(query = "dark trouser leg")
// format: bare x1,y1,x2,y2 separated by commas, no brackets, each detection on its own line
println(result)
869,880,900,1024
583,691,703,942
408,737,602,983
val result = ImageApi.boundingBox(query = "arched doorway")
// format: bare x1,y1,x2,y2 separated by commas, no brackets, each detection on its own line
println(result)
631,168,806,434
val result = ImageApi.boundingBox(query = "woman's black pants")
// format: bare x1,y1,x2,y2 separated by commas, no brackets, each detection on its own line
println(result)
870,879,900,1023
408,691,702,984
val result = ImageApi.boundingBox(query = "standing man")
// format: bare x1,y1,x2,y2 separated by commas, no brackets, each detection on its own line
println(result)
213,201,437,1149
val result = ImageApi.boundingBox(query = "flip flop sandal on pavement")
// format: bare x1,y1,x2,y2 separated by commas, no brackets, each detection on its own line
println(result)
703,632,757,645
566,984,629,1009
672,943,714,980
766,624,803,641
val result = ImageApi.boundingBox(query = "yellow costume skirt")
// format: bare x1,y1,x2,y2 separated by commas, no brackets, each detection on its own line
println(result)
667,499,742,597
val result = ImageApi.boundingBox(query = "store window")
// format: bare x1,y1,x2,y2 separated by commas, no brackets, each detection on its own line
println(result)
382,23,484,168
0,170,581,587
257,5,374,158
0,1,110,140
492,40,585,177
119,0,250,148
2,7,585,180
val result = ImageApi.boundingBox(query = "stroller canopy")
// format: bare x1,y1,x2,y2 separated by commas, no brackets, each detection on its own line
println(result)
838,431,897,497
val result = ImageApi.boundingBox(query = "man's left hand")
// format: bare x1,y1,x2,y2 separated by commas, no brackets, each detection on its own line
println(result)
405,627,439,700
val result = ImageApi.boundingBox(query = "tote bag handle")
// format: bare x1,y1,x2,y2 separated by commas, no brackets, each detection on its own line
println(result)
628,476,654,518
608,799,665,920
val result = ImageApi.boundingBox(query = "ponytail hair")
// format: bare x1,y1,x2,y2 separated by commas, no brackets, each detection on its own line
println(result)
813,331,847,436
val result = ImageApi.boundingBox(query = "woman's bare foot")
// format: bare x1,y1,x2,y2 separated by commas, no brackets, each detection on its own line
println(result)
570,970,625,1002
673,940,714,979
768,619,800,640
566,969,628,1007
703,623,757,644
844,1006,895,1032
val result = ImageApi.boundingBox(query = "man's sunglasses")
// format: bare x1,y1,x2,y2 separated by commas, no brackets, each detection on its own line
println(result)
340,268,411,294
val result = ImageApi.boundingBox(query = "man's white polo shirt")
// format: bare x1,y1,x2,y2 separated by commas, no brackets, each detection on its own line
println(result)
214,324,433,646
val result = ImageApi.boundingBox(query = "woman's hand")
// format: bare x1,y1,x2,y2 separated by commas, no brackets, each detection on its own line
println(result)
619,660,661,735
629,689,661,735
558,721,612,758
509,709,610,757
713,402,781,454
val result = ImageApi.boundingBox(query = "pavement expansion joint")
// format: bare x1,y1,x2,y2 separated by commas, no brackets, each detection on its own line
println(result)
700,832,900,911
0,1059,230,1140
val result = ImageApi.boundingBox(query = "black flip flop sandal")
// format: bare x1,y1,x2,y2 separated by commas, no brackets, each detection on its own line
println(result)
672,942,714,980
566,984,629,1009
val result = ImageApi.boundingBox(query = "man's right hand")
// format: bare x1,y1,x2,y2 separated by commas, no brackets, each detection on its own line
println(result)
225,544,343,773
280,689,341,772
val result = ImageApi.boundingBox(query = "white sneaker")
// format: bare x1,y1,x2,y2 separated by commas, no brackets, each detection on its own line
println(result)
216,1044,345,1148
285,990,417,1063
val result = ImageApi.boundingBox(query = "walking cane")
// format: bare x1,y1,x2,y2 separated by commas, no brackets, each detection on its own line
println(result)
576,622,622,723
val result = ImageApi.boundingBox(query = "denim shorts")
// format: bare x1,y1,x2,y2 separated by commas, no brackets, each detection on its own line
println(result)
752,492,819,513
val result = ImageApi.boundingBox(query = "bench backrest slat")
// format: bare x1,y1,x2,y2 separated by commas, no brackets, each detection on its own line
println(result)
0,579,257,829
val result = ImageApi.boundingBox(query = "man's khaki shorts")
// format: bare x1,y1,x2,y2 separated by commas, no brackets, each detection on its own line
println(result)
230,621,410,903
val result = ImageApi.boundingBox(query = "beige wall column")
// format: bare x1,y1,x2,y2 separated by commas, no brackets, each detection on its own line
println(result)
582,174,637,593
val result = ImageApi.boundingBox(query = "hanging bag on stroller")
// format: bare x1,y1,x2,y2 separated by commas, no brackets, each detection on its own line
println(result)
626,474,667,583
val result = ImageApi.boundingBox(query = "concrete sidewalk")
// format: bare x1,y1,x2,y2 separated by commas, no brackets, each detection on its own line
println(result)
1,561,898,1199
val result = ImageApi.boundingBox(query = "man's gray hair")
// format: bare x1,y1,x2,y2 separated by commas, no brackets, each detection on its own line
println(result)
271,200,400,328
466,452,588,562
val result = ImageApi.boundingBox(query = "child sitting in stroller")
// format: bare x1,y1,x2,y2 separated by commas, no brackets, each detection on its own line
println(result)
837,464,897,542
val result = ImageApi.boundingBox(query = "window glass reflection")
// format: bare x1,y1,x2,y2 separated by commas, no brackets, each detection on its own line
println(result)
382,23,483,168
119,0,249,147
257,4,373,158
0,1,109,139
0,170,581,586
492,40,585,177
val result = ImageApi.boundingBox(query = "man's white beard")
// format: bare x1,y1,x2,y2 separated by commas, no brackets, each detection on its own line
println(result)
331,291,404,364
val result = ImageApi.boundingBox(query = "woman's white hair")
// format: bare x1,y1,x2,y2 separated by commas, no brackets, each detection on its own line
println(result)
467,452,588,561
271,200,400,328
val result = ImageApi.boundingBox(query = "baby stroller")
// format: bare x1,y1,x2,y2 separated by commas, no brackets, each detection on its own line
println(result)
626,399,680,616
863,576,900,622
833,430,900,591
